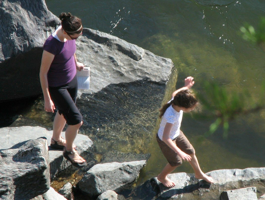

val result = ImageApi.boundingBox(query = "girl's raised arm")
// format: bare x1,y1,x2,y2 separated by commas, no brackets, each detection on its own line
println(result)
172,76,195,98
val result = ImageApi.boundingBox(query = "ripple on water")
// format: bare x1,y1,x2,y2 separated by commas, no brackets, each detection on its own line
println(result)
195,0,235,6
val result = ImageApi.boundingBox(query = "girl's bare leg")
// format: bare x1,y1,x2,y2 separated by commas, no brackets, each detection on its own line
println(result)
189,154,214,183
157,163,177,187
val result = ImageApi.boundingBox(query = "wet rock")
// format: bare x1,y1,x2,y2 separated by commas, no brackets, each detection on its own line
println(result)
96,190,118,200
0,137,50,200
77,160,146,197
220,187,257,200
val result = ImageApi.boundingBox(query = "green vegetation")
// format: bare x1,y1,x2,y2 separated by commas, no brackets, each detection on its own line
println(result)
240,17,265,50
197,18,265,137
196,81,265,138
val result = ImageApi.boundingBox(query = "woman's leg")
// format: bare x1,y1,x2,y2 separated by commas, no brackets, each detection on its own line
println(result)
189,154,214,183
157,163,177,187
65,121,85,162
52,112,66,141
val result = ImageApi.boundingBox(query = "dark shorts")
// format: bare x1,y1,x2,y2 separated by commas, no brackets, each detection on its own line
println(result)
49,76,82,125
156,131,195,167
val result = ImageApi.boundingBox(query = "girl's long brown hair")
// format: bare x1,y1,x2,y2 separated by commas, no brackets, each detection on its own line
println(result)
159,89,198,118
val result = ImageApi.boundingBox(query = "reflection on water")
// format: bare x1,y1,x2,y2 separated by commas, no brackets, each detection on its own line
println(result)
45,0,265,185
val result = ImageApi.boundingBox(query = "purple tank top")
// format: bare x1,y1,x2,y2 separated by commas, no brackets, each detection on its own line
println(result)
43,35,76,87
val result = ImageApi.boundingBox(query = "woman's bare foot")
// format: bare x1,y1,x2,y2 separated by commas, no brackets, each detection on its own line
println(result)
195,173,214,183
157,174,176,188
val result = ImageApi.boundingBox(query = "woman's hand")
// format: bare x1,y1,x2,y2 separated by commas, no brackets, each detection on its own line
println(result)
76,61,85,71
44,99,55,113
178,150,192,162
184,76,195,89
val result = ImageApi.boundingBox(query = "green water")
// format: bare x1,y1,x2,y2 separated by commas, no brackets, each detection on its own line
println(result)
46,0,265,184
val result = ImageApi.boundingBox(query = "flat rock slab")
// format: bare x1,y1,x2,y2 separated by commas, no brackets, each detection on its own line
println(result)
0,137,50,200
0,126,93,178
220,187,257,200
150,168,265,199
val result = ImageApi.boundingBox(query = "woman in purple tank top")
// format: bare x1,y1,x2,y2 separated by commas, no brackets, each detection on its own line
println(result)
40,12,86,168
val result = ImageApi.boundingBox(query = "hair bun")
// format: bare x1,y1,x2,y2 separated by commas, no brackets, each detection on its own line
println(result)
59,12,72,21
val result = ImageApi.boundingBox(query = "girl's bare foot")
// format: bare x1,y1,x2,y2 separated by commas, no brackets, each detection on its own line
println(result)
157,174,176,188
195,173,214,183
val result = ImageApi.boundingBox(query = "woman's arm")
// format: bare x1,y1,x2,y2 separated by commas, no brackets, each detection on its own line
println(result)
172,76,195,98
162,123,192,161
39,50,55,112
74,54,84,71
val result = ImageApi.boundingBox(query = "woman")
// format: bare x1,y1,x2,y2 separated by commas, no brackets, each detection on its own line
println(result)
40,12,86,167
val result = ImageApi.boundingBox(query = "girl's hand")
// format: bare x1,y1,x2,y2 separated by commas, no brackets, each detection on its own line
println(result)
44,99,55,113
76,62,85,71
184,76,195,89
178,151,192,162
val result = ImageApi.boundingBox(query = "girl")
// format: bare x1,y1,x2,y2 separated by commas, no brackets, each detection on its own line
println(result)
40,12,86,167
156,76,214,187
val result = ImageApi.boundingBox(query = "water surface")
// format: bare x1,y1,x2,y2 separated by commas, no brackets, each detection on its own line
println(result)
46,0,265,184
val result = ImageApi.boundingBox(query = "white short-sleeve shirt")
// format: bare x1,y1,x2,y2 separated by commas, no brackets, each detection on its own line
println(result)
158,105,183,140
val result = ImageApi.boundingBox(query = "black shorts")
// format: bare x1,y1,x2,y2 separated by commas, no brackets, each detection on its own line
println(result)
49,76,82,125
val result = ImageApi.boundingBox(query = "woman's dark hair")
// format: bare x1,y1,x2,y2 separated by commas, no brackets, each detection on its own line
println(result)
159,89,198,118
59,12,83,35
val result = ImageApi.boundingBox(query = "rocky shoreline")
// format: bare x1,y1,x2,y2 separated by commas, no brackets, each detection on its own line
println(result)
1,126,265,200
1,0,265,199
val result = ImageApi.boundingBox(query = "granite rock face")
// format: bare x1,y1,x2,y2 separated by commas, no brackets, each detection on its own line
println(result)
0,126,94,179
0,0,59,62
0,0,60,102
0,137,50,200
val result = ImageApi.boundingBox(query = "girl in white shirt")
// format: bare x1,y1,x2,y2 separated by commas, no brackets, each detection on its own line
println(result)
156,76,214,187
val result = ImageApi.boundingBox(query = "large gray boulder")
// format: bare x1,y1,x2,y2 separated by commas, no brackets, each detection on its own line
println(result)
0,0,60,102
0,137,50,200
0,0,59,61
0,126,94,179
0,0,173,103
77,160,146,197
